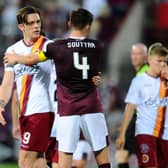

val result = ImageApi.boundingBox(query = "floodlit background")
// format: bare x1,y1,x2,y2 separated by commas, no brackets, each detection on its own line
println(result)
0,0,168,167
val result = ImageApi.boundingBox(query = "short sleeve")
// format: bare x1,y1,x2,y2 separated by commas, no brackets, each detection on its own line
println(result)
125,77,140,105
4,47,14,72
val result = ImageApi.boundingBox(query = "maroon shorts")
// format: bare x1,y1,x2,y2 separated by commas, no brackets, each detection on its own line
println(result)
135,134,165,168
20,112,54,152
160,139,168,167
46,138,59,163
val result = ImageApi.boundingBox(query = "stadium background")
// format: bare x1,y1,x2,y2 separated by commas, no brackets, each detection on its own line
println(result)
0,0,168,167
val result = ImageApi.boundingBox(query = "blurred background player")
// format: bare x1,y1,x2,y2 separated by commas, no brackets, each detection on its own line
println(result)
115,43,148,168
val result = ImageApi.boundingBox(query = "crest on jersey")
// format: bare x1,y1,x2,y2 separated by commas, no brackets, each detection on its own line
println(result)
140,143,150,153
142,154,149,163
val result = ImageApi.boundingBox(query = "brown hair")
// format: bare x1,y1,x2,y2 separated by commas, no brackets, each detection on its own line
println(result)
17,6,41,24
69,8,93,30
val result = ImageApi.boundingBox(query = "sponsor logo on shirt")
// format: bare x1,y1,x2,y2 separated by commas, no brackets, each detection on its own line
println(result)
15,64,40,77
145,97,168,107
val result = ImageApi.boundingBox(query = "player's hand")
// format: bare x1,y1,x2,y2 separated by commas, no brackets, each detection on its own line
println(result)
12,125,20,140
3,52,18,65
0,107,6,125
92,72,101,86
115,134,125,150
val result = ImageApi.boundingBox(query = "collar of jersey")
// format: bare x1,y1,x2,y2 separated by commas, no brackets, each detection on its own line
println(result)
69,36,86,40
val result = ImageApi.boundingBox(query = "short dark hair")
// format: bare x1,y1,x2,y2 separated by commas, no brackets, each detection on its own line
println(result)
148,42,168,57
69,8,93,30
17,6,41,24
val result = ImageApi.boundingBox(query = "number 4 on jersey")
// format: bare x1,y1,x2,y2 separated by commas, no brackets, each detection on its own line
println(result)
73,52,90,79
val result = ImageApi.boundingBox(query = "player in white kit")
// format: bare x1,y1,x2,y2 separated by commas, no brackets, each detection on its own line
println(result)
116,43,168,168
0,6,54,168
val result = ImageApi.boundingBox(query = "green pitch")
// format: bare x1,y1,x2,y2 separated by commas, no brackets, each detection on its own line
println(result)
0,163,17,168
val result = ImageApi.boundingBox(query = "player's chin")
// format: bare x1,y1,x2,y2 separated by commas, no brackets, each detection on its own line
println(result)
33,32,40,37
32,34,40,41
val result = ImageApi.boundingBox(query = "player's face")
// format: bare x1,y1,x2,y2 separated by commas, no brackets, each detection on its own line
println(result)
22,13,41,42
131,47,146,69
148,55,167,76
161,63,168,79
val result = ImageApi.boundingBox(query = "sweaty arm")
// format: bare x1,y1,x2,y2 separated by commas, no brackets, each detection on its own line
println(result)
115,103,136,149
4,51,48,65
0,71,14,125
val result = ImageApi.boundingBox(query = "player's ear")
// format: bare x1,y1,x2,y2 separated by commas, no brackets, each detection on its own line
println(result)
68,21,71,28
86,24,90,30
18,24,24,32
84,24,91,33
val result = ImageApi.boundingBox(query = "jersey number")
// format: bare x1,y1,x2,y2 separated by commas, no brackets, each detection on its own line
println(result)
23,132,31,144
73,52,90,79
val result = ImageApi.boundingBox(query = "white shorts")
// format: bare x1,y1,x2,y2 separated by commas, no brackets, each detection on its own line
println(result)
57,113,109,153
73,140,92,161
50,113,60,138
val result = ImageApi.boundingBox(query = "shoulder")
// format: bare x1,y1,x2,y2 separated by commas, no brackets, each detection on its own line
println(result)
47,39,65,48
54,39,67,44
135,73,146,80
6,40,23,53
131,73,146,84
43,38,53,52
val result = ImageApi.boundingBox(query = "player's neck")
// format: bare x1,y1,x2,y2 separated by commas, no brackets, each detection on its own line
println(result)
70,30,87,38
146,69,159,78
23,36,38,46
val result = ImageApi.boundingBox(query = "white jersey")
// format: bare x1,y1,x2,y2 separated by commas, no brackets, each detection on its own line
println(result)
125,73,168,140
5,39,53,116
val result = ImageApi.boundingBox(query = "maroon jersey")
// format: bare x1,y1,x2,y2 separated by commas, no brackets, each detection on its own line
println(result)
45,38,103,116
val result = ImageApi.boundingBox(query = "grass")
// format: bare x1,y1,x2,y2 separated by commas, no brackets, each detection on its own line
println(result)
0,163,18,168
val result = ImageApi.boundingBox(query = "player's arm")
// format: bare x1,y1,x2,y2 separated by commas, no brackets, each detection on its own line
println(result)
115,103,136,149
0,71,14,125
11,87,20,140
3,51,48,65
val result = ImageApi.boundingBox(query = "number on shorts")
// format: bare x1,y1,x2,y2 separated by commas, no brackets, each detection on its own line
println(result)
73,52,90,79
23,132,31,144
